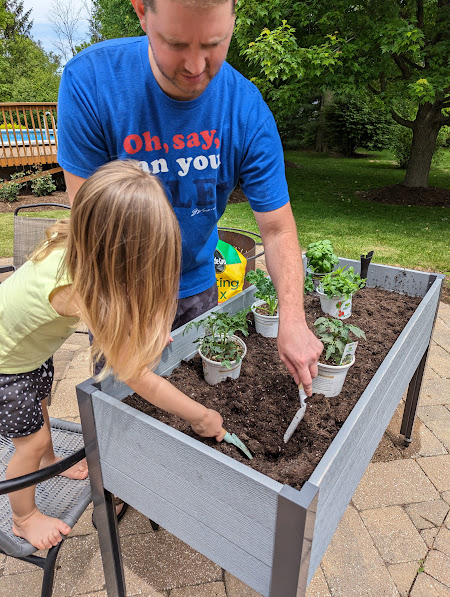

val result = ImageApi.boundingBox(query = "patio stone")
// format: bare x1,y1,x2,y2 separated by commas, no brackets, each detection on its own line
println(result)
119,529,222,592
64,351,91,380
405,499,450,530
224,572,262,597
420,528,438,548
417,404,450,422
417,455,450,492
427,344,450,379
388,561,421,597
385,407,446,457
49,378,82,419
434,526,450,557
410,573,450,596
360,506,427,564
431,327,450,353
442,491,450,505
53,534,105,595
4,548,46,575
352,461,439,510
418,377,450,406
305,566,331,597
69,503,94,537
423,418,450,450
423,549,450,587
321,506,400,596
372,434,402,462
0,570,44,596
75,592,108,597
170,581,227,597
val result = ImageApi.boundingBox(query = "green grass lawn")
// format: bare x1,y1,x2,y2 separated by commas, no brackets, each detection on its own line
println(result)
220,149,450,276
1,151,448,278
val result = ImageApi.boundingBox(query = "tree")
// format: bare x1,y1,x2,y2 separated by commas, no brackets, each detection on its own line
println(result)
48,0,91,62
235,0,450,188
0,0,61,102
1,0,32,38
90,0,142,40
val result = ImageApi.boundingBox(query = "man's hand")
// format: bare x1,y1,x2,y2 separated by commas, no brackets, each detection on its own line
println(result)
277,317,323,396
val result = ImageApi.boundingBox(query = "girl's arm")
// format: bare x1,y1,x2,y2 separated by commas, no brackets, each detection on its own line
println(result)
127,369,225,441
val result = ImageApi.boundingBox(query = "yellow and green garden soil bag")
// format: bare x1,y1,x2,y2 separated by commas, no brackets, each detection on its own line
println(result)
215,239,247,303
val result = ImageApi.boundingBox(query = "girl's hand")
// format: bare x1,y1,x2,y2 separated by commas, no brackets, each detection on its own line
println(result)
190,409,225,441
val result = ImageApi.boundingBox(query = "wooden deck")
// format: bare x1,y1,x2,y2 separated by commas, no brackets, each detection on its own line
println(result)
0,102,61,171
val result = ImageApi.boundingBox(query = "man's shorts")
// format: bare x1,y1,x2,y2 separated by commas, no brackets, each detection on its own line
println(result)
172,283,219,330
0,358,54,438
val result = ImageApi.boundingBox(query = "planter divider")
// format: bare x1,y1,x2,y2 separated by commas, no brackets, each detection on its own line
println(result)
78,260,444,597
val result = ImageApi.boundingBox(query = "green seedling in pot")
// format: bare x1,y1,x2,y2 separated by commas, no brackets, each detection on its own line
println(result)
314,317,366,366
305,239,339,274
304,272,315,294
319,266,365,300
184,308,251,369
245,269,278,316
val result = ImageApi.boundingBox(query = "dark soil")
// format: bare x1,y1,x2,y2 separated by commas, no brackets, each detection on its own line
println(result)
356,184,450,208
0,190,69,213
124,287,421,490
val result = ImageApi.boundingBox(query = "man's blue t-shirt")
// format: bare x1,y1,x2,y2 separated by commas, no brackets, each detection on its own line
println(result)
57,36,289,298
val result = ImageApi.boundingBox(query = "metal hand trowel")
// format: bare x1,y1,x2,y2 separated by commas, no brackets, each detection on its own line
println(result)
283,384,308,443
222,428,253,459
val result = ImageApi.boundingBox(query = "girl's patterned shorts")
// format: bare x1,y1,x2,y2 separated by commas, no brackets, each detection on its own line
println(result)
0,358,54,439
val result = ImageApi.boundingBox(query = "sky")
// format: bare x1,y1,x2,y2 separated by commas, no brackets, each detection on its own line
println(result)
22,0,90,57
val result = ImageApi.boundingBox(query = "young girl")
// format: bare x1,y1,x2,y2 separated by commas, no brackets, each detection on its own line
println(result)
0,160,224,551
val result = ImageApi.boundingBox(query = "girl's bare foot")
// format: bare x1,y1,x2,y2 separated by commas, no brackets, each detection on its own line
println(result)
40,456,88,480
13,508,71,550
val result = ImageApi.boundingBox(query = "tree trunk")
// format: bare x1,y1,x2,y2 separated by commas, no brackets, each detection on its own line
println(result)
403,103,442,188
315,89,333,152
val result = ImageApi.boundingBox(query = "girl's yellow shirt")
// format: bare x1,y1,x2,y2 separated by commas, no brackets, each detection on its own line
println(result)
0,249,79,374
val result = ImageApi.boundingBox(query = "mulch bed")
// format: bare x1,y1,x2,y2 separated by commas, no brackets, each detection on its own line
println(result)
0,191,70,213
356,184,450,208
124,287,421,490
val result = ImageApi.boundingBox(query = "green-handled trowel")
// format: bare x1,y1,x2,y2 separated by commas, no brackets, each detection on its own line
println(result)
222,428,253,459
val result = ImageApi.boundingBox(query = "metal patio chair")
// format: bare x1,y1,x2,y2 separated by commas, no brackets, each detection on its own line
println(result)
0,418,91,597
13,203,71,268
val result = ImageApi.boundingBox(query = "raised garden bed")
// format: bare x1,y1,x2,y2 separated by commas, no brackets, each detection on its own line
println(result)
77,258,444,597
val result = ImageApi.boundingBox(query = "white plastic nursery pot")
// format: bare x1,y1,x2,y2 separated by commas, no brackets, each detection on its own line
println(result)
312,355,355,397
251,299,279,338
316,289,352,319
199,335,247,386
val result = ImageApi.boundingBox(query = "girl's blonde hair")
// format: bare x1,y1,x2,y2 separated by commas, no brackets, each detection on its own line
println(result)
32,160,181,382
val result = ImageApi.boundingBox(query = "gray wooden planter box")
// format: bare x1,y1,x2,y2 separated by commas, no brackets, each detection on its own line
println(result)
77,259,444,597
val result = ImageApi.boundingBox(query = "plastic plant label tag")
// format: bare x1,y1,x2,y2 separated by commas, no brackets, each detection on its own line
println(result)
340,342,358,366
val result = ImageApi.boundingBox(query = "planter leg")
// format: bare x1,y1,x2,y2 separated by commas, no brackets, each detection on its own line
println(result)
77,380,127,597
270,482,319,597
400,349,428,446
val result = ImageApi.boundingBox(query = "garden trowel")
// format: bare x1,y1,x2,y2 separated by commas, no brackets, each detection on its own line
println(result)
283,384,308,443
222,428,253,459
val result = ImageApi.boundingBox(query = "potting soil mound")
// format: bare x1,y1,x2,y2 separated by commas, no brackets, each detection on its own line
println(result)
124,288,421,490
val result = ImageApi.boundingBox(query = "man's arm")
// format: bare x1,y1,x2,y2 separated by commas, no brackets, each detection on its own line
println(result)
253,202,323,395
64,170,87,206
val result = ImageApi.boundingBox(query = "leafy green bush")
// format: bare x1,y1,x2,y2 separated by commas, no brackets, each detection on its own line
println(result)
324,95,392,157
31,170,56,197
0,172,26,203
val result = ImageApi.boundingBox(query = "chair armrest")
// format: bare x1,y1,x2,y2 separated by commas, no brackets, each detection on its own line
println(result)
0,448,86,495
0,265,15,276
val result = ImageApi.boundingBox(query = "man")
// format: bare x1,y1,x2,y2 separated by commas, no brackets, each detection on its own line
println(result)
57,0,323,395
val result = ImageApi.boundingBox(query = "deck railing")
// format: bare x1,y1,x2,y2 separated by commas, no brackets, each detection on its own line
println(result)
0,102,61,170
